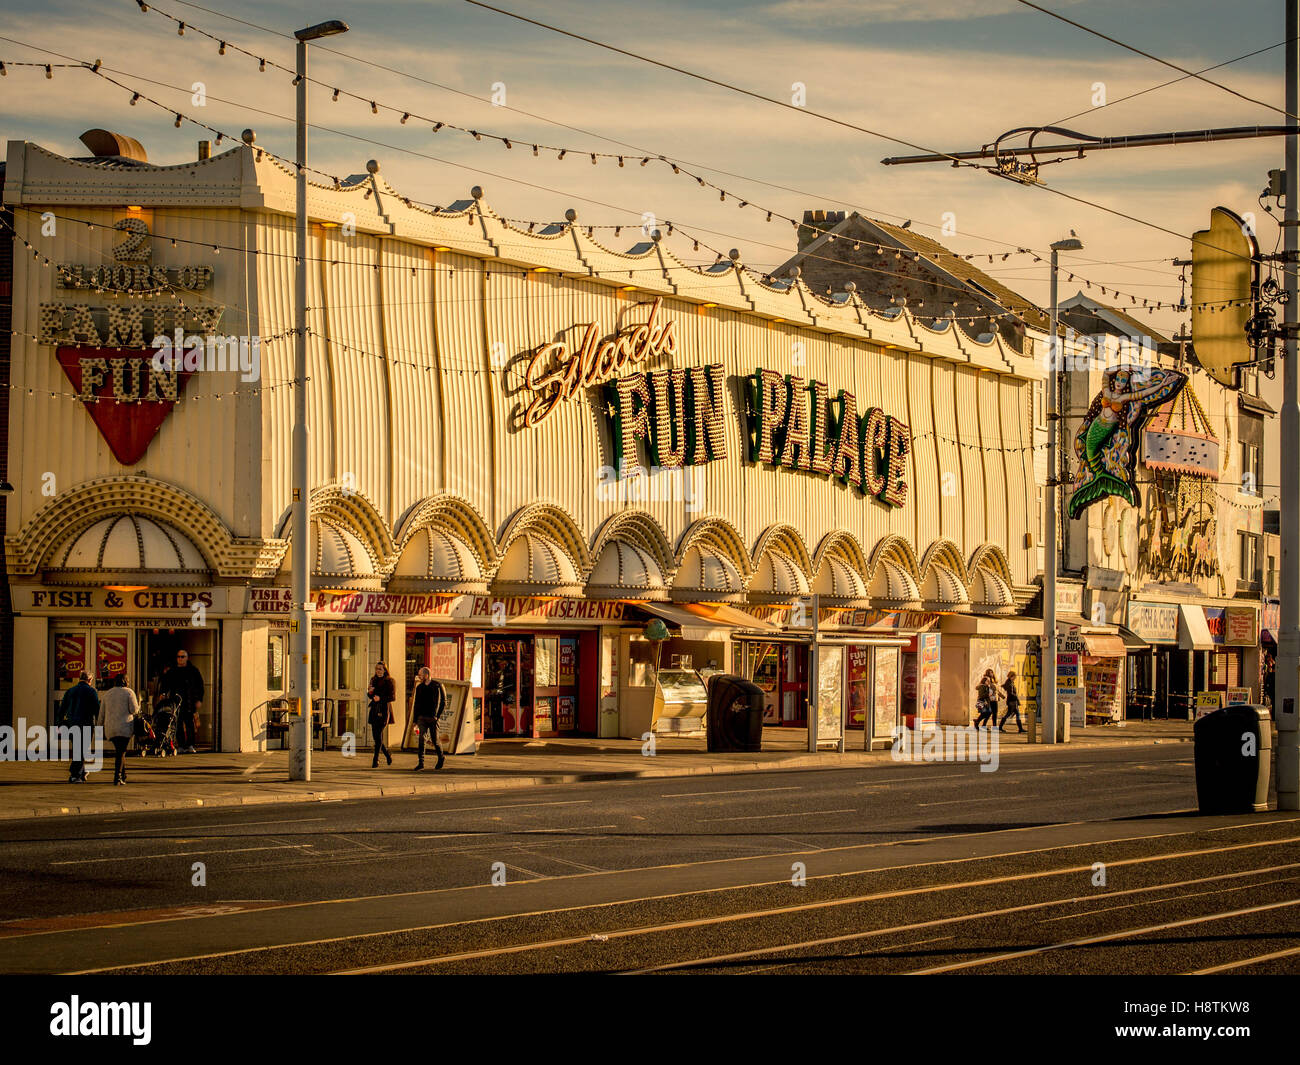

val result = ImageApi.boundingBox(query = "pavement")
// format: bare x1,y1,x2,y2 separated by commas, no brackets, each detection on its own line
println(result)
0,718,1196,820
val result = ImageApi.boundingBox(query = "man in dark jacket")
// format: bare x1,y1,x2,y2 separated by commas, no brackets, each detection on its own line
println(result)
159,649,204,753
62,673,100,782
411,667,445,772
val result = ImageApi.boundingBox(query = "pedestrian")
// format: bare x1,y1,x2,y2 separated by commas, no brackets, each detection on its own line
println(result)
999,670,1025,733
367,661,395,767
159,649,204,753
973,669,999,728
62,672,99,783
101,673,141,786
411,667,446,772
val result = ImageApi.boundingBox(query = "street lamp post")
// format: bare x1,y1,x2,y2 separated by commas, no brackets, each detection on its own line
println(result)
290,19,348,783
1044,234,1083,746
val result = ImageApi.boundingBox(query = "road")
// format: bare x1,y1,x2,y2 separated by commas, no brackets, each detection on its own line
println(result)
1,742,1296,975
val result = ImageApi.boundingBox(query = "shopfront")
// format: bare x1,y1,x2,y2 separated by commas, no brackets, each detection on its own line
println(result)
3,136,1049,752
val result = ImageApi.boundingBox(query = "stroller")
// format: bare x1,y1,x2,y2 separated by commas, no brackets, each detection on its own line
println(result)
135,695,179,756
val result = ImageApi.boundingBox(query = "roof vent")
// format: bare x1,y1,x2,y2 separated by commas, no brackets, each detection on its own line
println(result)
79,129,148,164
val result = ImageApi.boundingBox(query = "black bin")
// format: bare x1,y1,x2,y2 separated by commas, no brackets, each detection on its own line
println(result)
1193,703,1272,814
706,674,765,753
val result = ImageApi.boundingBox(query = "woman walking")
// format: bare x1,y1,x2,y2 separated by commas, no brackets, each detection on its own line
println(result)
999,670,1025,733
101,673,141,785
974,669,999,728
367,661,395,767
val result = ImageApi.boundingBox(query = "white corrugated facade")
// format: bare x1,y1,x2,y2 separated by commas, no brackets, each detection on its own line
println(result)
4,139,1048,751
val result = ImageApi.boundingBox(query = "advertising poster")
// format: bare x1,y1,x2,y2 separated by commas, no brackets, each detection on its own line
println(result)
917,633,941,727
534,696,555,734
846,644,869,729
1226,686,1253,705
435,679,476,754
1057,652,1080,694
558,639,576,686
55,633,87,683
872,648,899,743
429,638,460,681
1195,691,1224,719
1224,607,1258,647
96,634,128,682
817,644,844,743
557,694,576,731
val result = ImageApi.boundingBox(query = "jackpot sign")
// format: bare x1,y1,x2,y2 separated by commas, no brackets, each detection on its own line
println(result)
519,302,911,509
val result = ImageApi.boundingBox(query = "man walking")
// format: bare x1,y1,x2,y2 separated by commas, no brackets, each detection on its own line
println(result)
411,667,446,772
159,649,204,754
101,673,141,786
62,672,99,783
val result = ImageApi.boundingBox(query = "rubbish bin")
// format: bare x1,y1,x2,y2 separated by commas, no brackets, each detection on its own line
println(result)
706,674,764,753
1193,703,1272,814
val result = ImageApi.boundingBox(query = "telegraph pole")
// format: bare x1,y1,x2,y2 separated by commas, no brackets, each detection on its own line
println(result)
1278,0,1299,810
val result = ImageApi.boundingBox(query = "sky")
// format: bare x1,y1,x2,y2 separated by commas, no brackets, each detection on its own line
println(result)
0,0,1292,334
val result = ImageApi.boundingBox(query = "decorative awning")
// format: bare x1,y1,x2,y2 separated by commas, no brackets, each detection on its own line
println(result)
672,543,744,603
921,561,971,612
45,513,210,586
587,539,668,601
869,558,922,609
813,554,869,606
749,548,811,604
492,531,583,597
389,526,487,594
281,518,382,591
969,567,1016,614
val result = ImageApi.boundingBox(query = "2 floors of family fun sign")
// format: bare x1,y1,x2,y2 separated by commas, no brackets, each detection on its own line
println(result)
520,297,913,508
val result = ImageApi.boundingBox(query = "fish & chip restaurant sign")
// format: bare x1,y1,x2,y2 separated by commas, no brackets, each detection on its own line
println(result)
249,588,624,624
518,300,912,508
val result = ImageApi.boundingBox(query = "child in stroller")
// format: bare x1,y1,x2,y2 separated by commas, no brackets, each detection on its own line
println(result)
135,695,179,756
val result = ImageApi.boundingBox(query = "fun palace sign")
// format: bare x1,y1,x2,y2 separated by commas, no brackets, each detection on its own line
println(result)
518,300,911,509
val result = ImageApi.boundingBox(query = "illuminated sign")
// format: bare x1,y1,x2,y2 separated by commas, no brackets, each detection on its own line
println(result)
521,297,677,427
750,368,910,508
605,364,728,475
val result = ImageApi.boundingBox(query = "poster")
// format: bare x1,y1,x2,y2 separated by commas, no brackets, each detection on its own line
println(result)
96,634,128,682
429,637,460,680
817,644,844,743
1224,607,1258,647
435,679,476,754
917,633,941,727
1226,686,1252,705
1195,691,1223,718
55,633,87,683
534,696,554,734
558,639,576,686
557,694,576,731
846,645,869,729
872,647,899,743
1057,652,1080,694
1084,659,1120,721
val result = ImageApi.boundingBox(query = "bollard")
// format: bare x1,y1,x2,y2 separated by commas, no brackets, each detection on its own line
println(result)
1058,701,1070,743
1026,706,1037,744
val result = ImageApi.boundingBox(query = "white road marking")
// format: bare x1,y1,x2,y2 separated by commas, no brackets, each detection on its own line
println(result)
413,800,593,814
662,786,801,798
699,809,855,823
52,844,313,866
99,817,328,836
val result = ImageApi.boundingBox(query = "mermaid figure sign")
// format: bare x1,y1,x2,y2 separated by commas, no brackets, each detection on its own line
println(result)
1067,366,1187,519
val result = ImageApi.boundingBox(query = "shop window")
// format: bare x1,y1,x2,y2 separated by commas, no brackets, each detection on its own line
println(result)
267,632,286,690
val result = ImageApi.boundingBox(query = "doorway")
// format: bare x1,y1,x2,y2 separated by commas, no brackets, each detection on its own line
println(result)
311,629,370,744
137,627,219,750
484,634,533,737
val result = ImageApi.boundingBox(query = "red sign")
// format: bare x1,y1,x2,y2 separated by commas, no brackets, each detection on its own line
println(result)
55,633,86,681
96,634,128,680
56,347,193,465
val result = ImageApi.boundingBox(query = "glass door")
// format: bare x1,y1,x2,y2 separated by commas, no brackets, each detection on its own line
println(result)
328,632,368,743
484,636,520,737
